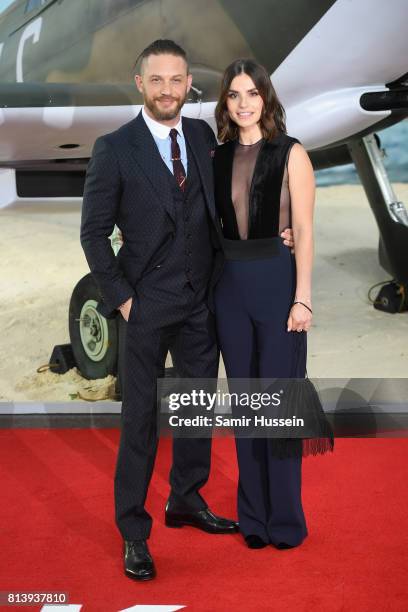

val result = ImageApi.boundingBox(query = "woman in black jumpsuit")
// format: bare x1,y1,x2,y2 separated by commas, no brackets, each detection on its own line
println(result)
213,59,316,549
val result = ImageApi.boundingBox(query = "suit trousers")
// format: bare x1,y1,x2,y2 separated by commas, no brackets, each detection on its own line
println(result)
214,240,308,546
114,281,219,540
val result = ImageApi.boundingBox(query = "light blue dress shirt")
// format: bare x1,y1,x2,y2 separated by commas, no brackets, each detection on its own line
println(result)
142,106,188,176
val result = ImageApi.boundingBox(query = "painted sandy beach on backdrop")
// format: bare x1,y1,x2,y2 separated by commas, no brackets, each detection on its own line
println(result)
1,183,408,402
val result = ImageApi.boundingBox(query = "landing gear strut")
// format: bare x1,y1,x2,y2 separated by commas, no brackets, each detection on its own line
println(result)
348,134,408,313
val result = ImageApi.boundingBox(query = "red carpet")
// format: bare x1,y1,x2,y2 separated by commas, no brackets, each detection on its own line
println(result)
0,430,407,611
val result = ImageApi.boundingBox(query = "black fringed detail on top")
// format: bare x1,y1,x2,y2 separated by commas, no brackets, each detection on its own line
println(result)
267,376,335,460
267,334,335,460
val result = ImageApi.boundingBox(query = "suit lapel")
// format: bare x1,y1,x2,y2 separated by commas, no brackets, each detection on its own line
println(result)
127,112,176,223
182,118,216,220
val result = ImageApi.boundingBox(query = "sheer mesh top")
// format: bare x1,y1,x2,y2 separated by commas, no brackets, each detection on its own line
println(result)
231,139,291,239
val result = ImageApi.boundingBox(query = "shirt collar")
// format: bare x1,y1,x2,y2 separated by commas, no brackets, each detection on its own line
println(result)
142,106,183,140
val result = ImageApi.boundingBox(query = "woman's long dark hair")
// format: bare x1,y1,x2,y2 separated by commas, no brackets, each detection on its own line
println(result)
215,58,286,143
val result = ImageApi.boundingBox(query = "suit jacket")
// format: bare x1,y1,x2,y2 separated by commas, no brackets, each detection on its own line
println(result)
80,111,222,319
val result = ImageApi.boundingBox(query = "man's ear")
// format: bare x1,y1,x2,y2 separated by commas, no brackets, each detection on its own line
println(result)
186,72,193,93
134,74,143,93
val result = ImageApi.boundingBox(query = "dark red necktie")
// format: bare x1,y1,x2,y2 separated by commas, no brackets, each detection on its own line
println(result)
169,128,186,191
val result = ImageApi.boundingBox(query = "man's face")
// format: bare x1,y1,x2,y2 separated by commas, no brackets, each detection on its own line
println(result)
135,53,192,122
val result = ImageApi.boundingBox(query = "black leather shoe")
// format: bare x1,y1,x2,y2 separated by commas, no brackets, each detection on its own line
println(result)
165,504,239,534
124,540,156,581
245,535,268,549
274,542,296,550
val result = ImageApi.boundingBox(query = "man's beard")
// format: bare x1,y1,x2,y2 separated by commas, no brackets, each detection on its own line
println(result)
144,92,187,121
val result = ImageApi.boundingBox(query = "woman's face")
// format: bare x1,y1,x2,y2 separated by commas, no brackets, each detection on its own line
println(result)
226,72,264,130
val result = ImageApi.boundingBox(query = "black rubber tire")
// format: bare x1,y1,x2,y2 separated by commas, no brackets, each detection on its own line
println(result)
69,273,119,380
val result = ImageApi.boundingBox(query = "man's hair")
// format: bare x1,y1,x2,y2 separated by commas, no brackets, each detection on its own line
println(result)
134,39,189,74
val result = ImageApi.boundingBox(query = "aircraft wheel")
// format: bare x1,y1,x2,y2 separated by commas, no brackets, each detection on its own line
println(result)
69,274,119,379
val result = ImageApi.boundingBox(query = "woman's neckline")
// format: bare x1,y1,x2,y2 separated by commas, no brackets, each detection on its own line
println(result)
237,138,263,147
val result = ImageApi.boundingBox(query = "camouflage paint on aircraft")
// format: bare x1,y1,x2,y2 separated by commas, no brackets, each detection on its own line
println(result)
0,0,336,102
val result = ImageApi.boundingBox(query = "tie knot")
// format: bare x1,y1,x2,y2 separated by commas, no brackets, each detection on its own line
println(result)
169,128,178,142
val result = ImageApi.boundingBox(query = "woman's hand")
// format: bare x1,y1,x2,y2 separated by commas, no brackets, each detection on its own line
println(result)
281,227,294,252
287,302,312,332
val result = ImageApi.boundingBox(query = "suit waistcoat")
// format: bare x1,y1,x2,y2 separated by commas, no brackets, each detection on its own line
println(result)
151,138,214,292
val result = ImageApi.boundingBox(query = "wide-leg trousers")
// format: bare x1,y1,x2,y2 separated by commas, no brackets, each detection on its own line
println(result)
214,239,308,546
114,282,219,541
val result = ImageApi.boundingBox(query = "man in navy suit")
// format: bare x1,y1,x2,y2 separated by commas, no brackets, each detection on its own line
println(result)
80,40,237,581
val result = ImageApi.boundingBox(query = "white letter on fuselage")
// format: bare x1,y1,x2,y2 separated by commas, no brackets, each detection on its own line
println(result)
16,17,42,82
